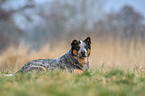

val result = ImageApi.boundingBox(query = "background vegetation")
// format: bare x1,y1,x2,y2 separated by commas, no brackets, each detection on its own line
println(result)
0,0,145,49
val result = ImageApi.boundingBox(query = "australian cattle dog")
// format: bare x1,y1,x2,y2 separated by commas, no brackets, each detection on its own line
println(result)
4,37,91,76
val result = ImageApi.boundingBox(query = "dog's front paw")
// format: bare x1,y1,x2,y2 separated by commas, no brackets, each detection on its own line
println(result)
73,69,83,74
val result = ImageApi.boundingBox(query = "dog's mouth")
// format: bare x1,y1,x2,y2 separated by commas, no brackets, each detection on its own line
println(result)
78,56,87,59
77,56,88,65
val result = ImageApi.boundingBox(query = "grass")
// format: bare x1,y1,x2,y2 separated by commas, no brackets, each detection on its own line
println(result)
0,69,145,96
0,39,145,96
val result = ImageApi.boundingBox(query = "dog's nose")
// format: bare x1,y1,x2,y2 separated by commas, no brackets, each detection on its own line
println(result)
81,51,86,57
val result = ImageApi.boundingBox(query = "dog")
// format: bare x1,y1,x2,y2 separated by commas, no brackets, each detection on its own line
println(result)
4,37,91,76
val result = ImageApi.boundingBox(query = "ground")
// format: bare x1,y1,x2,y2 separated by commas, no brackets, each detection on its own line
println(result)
0,68,145,96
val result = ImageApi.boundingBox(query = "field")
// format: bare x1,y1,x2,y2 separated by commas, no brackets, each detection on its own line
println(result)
0,39,145,96
0,69,145,96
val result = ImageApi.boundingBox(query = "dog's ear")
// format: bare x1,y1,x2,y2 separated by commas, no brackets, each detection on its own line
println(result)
71,40,78,46
85,37,91,45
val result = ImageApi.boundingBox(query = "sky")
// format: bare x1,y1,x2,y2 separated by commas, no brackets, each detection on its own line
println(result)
104,0,145,16
36,0,145,17
35,0,145,17
4,0,145,16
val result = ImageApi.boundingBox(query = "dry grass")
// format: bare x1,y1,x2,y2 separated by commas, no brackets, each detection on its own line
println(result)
0,39,145,72
90,39,145,69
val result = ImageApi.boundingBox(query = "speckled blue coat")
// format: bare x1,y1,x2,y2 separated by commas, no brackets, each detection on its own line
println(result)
17,50,90,73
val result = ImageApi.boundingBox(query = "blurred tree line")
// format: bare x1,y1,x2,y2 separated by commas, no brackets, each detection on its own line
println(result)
0,0,145,50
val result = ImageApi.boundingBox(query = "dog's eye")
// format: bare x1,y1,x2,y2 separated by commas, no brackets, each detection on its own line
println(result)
85,45,88,49
76,46,80,51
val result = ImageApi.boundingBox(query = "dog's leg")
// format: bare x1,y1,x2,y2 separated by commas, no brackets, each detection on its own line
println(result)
25,66,46,72
87,62,90,71
73,69,83,74
86,58,90,71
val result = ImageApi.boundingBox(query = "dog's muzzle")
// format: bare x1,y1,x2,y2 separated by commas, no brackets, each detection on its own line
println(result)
78,49,87,58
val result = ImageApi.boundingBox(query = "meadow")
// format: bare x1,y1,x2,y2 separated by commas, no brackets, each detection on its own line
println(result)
0,39,145,96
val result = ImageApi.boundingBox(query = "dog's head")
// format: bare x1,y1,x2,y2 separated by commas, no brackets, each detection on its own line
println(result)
71,37,91,58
